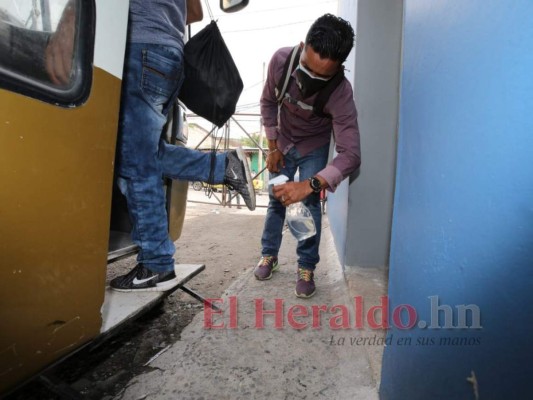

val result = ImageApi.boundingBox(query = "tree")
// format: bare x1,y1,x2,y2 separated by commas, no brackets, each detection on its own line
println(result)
240,133,268,149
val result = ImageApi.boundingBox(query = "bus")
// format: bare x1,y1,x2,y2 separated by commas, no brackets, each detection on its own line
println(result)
0,0,248,394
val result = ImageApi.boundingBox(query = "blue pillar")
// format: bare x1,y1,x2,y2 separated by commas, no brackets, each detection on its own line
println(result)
380,1,533,399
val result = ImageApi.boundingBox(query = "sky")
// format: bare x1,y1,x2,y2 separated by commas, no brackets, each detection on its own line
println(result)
0,0,69,30
188,0,339,136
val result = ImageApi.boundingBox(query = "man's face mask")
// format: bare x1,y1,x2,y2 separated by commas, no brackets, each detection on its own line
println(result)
296,62,331,98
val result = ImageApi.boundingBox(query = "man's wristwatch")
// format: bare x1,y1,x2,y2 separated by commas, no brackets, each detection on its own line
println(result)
308,177,322,193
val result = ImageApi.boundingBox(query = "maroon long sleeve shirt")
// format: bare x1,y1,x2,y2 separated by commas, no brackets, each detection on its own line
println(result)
260,46,361,192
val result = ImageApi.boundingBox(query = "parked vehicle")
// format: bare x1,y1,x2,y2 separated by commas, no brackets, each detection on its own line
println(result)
253,178,264,191
0,0,248,395
192,181,225,192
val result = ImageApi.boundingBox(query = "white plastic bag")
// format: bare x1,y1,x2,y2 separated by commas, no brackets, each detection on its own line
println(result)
286,202,317,241
269,175,317,241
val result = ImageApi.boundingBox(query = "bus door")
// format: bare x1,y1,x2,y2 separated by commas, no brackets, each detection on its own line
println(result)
0,0,129,394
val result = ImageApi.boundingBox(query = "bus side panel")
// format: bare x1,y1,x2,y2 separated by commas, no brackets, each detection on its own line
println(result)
0,66,122,393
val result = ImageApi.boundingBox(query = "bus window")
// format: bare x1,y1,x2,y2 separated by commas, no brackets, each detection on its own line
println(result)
0,0,95,107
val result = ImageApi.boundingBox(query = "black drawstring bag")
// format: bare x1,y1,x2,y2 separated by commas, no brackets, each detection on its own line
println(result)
178,21,243,128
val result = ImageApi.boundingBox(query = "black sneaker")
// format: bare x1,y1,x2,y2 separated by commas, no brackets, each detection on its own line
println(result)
110,264,179,292
224,147,256,210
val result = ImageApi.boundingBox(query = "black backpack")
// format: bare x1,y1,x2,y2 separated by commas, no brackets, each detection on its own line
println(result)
274,45,344,118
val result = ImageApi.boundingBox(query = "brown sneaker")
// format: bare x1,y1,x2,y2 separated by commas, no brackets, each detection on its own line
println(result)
254,256,279,280
295,267,316,298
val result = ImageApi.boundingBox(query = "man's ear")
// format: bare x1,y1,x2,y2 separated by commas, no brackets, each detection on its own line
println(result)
299,41,305,50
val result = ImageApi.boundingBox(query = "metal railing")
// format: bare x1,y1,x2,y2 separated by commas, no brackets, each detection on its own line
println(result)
185,112,269,208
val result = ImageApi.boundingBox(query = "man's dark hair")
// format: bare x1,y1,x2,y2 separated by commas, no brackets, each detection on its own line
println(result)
305,14,355,63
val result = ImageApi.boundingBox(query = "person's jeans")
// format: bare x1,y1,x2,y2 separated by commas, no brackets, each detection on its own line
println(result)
117,42,227,272
261,143,329,270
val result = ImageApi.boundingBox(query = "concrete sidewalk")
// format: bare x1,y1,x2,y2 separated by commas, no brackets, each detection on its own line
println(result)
116,218,385,400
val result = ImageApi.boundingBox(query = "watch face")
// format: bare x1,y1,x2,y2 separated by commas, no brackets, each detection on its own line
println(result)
310,177,321,192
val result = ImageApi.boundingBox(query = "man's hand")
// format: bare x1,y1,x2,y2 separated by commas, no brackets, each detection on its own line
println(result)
266,149,284,173
273,181,313,206
45,1,76,86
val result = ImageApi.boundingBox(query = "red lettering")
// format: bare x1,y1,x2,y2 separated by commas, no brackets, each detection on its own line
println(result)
367,296,390,329
329,305,350,329
204,298,225,329
354,296,364,329
228,296,238,329
311,304,328,329
392,304,417,329
288,304,309,330
255,298,284,329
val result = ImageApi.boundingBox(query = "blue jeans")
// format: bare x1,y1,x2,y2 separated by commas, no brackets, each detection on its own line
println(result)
261,144,329,270
117,43,227,272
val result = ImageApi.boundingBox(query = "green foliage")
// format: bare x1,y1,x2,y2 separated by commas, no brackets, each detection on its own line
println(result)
240,133,268,148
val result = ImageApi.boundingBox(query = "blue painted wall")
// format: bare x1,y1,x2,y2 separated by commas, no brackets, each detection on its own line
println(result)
380,1,533,399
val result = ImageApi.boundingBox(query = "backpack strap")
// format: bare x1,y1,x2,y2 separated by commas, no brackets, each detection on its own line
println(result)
275,45,301,103
312,69,345,118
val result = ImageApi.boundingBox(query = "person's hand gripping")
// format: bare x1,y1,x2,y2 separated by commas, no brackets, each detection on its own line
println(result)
266,148,284,173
